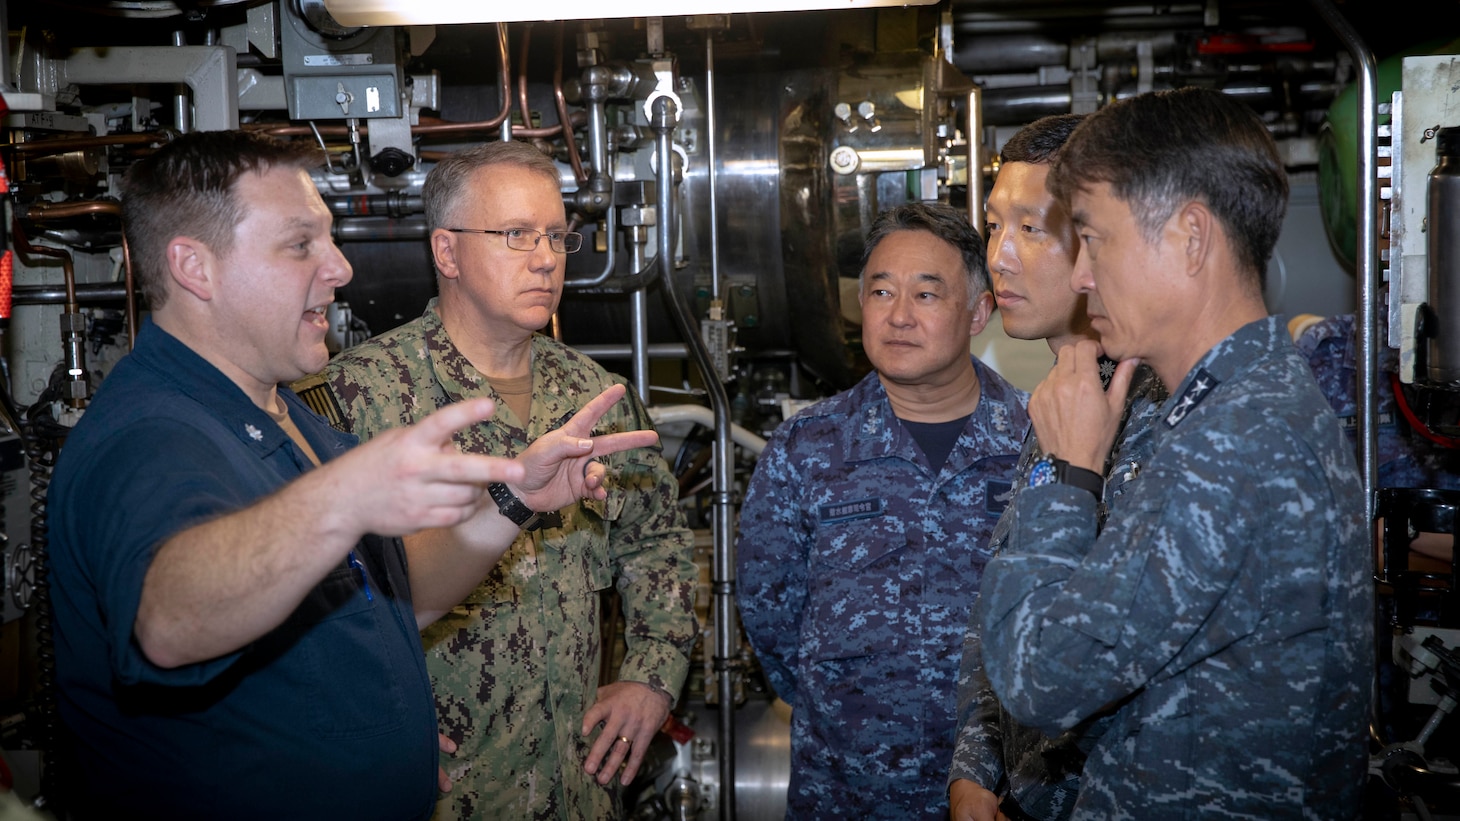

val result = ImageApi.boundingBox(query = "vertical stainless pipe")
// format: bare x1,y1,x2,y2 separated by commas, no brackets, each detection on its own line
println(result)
706,35,722,300
650,95,737,821
966,87,984,231
628,229,652,402
172,30,192,133
1306,0,1377,523
561,70,622,289
588,86,611,182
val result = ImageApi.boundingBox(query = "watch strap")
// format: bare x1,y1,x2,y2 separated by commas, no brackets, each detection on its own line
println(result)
1028,454,1103,498
487,482,544,531
1055,460,1104,498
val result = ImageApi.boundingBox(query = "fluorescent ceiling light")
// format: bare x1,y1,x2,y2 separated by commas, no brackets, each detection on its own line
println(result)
321,0,937,27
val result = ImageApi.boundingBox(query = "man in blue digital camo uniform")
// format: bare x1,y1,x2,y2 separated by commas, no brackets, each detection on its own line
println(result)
1293,311,1459,745
737,202,1029,820
1294,311,1460,500
297,140,698,821
977,87,1372,819
48,131,658,821
948,114,1166,821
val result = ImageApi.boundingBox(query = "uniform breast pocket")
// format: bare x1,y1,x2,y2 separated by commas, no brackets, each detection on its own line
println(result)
285,564,407,739
803,518,906,662
563,496,617,593
970,453,1021,523
585,540,613,592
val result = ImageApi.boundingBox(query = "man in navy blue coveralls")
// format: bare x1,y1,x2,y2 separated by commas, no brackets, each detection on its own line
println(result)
47,131,656,820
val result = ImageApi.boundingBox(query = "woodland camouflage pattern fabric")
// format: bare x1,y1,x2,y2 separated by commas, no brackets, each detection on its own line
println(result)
950,362,1166,820
297,300,698,821
979,316,1372,820
736,357,1028,821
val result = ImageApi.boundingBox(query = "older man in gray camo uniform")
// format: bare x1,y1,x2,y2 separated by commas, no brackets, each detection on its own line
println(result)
977,87,1372,819
294,140,698,821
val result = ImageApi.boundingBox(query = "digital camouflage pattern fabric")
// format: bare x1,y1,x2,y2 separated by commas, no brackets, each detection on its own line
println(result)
1295,313,1460,491
979,316,1372,820
737,356,1028,821
950,361,1165,821
302,300,698,821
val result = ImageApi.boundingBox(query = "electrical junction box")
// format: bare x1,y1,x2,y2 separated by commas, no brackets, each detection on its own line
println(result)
280,0,404,121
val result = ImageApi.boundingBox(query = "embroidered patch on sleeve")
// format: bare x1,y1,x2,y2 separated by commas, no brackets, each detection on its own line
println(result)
294,377,349,433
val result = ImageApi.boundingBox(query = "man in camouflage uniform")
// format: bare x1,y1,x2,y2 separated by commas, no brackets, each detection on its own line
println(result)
1295,311,1459,575
948,114,1166,821
295,141,698,821
977,87,1372,819
1293,311,1458,747
736,202,1029,820
1294,312,1460,499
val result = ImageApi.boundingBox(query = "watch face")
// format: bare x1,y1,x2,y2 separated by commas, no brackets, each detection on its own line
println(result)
1028,458,1057,488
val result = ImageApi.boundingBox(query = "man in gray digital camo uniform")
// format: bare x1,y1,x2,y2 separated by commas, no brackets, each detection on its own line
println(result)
948,114,1165,821
296,141,698,821
976,86,1372,820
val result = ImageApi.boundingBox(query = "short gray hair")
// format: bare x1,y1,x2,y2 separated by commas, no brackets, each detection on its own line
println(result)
422,140,561,232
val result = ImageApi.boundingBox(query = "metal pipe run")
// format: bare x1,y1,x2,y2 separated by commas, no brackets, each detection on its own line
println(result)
705,34,722,303
649,95,738,821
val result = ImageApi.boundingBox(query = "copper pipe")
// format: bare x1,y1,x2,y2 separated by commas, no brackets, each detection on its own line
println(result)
413,115,581,144
247,122,346,137
521,123,564,138
11,219,77,312
19,199,138,349
122,238,137,350
23,200,122,221
412,22,513,135
21,199,128,327
555,22,588,185
8,131,169,157
420,116,584,160
517,22,534,129
12,223,90,407
516,119,577,138
253,112,579,143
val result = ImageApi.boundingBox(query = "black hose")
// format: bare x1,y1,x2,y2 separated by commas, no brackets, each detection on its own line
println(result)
19,368,74,816
21,400,62,815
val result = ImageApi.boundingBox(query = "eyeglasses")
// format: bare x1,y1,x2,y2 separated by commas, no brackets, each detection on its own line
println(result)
445,227,583,254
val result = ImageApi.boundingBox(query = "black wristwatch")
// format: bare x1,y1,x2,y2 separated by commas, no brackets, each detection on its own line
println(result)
487,482,545,531
1027,454,1104,498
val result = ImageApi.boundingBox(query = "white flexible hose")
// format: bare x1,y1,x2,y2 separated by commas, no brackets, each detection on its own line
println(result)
649,404,767,456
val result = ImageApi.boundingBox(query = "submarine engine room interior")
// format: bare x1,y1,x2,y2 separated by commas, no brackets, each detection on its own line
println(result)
1,0,1459,818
